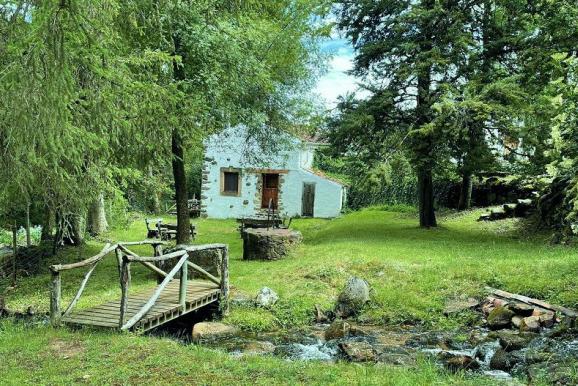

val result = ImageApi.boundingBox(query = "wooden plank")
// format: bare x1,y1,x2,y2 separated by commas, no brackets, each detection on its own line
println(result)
488,287,578,317
63,317,118,327
61,278,221,331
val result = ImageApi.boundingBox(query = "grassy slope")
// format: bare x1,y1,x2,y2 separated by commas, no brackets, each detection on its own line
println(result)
1,208,575,384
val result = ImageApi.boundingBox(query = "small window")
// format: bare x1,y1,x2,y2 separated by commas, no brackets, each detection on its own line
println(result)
221,169,241,196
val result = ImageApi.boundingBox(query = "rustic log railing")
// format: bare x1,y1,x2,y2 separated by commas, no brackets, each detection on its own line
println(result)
49,241,229,330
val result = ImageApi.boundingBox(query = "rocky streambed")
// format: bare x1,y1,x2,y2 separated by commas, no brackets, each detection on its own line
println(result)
191,319,578,384
188,287,578,385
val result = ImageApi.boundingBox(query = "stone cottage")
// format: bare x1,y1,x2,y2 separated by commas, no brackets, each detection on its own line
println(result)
201,126,346,219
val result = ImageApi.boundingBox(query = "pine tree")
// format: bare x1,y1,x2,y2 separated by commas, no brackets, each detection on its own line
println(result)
336,0,473,226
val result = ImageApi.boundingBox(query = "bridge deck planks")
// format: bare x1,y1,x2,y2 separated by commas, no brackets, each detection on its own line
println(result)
61,280,220,331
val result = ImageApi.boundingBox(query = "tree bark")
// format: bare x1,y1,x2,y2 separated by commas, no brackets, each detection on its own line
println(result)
415,34,437,228
87,193,108,236
418,168,437,228
70,214,84,245
171,34,192,245
457,172,473,210
172,131,191,245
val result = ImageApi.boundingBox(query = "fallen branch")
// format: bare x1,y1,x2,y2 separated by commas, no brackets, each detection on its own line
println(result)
486,287,578,318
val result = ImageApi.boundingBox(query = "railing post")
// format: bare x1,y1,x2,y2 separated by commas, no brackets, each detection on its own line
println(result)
179,252,188,311
119,253,131,328
50,269,61,326
154,244,164,284
220,246,229,315
115,247,123,277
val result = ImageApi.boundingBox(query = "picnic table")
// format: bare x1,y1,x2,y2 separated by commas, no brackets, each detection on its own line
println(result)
146,219,197,241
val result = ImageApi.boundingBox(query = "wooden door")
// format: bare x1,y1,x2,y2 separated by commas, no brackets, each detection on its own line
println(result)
262,174,279,209
302,183,315,217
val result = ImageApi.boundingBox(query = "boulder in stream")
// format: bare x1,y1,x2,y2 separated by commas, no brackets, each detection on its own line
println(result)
339,341,376,362
324,320,351,341
438,351,480,372
489,349,523,371
335,277,370,318
491,330,536,351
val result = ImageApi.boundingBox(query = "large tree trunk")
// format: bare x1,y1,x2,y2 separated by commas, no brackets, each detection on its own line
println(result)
457,172,473,210
172,131,191,245
414,23,437,228
418,168,437,228
87,193,108,236
171,35,192,245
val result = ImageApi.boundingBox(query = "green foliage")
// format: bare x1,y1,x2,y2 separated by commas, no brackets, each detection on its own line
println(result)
224,307,278,333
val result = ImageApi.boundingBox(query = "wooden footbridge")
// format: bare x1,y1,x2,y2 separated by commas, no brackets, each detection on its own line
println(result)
49,241,229,332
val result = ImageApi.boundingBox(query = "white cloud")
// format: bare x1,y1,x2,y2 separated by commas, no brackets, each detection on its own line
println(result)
313,38,368,108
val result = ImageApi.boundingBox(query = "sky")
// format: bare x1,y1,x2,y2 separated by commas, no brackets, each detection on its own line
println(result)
314,37,365,108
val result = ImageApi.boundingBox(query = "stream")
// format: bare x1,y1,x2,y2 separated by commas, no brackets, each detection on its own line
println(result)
171,322,578,385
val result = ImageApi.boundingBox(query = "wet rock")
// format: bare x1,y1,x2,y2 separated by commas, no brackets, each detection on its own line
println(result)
494,330,536,351
375,346,416,366
468,330,488,346
439,352,480,372
443,298,479,315
335,277,370,318
242,341,276,355
520,316,541,333
192,322,238,343
537,311,556,328
508,302,534,317
339,341,376,362
324,320,351,341
511,316,523,329
487,306,515,330
405,332,451,350
489,349,523,371
525,349,555,365
255,287,279,308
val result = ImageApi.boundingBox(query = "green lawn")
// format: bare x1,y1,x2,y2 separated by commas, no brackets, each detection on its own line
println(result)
1,207,576,385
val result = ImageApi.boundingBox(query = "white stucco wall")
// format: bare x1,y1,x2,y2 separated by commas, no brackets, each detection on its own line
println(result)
201,126,345,219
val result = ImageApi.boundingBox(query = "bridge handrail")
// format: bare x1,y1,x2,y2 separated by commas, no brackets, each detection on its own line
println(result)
49,240,165,325
120,251,189,330
50,240,166,272
49,240,229,329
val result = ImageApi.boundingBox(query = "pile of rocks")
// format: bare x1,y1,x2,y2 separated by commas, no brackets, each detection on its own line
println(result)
483,296,558,332
478,199,534,222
